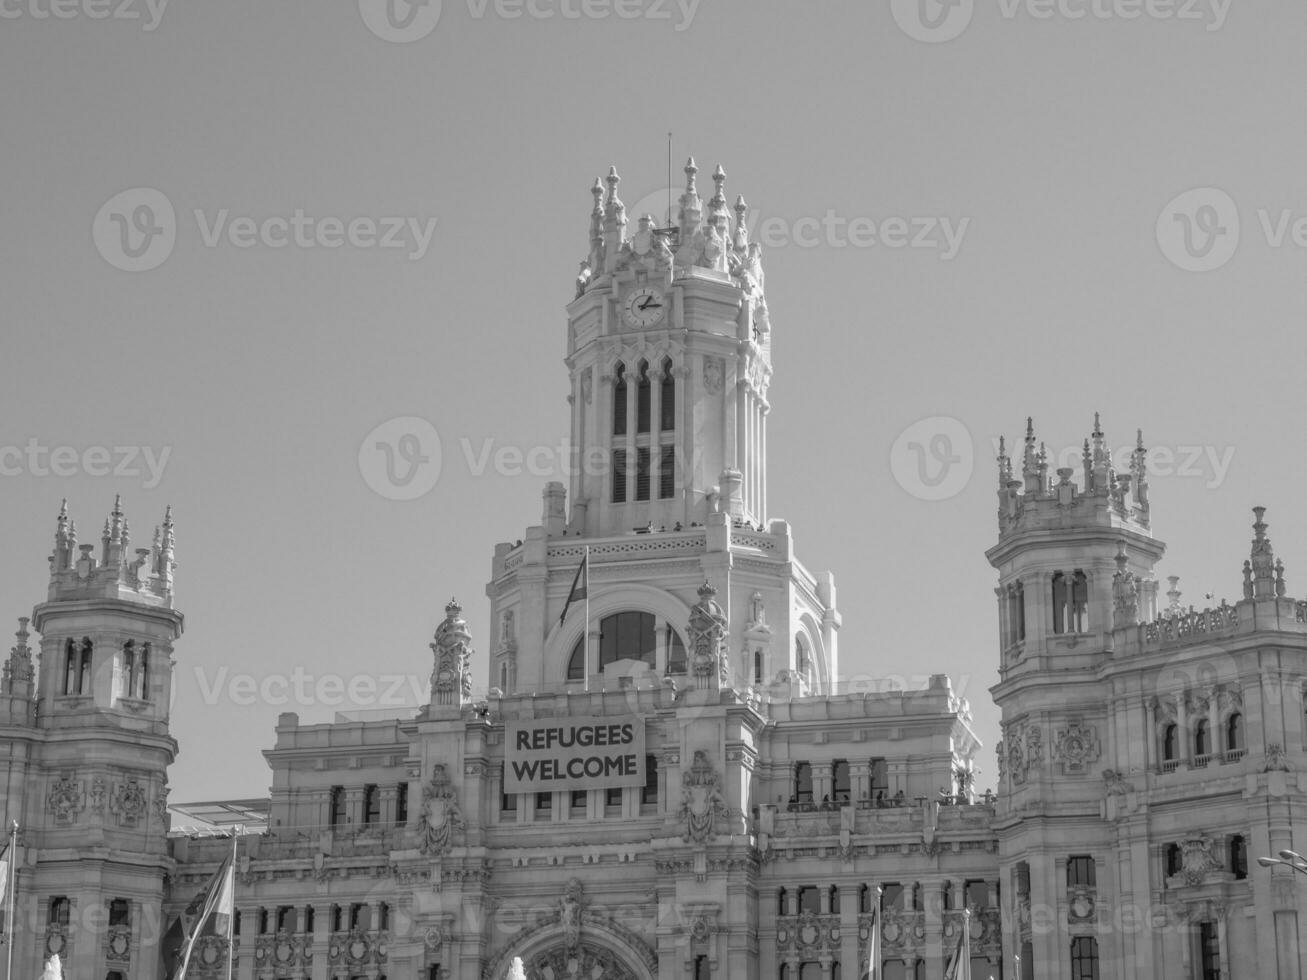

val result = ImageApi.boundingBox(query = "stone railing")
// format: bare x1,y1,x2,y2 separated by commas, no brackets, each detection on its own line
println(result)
730,528,779,552
1141,603,1238,646
762,802,995,841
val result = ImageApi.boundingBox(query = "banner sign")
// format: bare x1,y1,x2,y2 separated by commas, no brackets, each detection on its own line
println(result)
504,715,645,793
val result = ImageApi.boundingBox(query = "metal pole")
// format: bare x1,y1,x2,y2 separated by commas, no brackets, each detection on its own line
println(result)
583,547,590,692
225,827,239,980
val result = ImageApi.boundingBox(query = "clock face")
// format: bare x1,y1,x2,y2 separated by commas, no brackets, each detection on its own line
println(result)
622,286,666,328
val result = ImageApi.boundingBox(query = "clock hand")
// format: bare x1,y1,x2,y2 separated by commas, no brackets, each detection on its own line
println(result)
639,297,662,310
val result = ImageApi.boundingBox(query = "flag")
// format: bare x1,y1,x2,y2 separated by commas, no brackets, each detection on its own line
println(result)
944,913,972,980
160,855,233,980
559,552,588,626
0,838,10,907
863,909,879,980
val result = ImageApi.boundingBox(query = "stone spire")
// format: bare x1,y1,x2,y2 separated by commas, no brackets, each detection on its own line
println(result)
677,156,702,238
733,194,749,251
1247,506,1278,600
3,617,34,694
158,505,176,593
602,166,627,272
1021,418,1040,493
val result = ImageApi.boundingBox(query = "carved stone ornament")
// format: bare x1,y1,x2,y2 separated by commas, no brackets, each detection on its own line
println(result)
703,357,724,396
687,582,728,686
47,772,84,823
678,750,726,843
526,945,636,980
1101,769,1134,796
417,765,464,856
1180,835,1221,886
111,778,148,824
430,598,474,707
580,367,593,405
1053,720,1100,775
1264,743,1293,772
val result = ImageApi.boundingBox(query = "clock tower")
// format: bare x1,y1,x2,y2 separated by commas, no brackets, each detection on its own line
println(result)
486,157,838,700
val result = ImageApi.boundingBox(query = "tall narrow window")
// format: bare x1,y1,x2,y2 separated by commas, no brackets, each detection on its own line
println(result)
793,762,813,804
1195,719,1210,756
659,444,675,499
1162,724,1179,762
659,358,675,431
501,788,517,813
363,784,380,825
568,638,586,681
612,448,627,503
63,639,76,695
636,361,651,434
122,642,136,698
613,363,627,436
1226,712,1243,752
832,760,850,804
329,786,346,827
78,638,93,695
1007,582,1026,644
137,643,150,700
1052,573,1067,634
635,447,651,502
571,789,587,810
1070,936,1099,980
1165,843,1183,877
605,786,622,808
1230,835,1247,879
641,755,658,806
395,783,409,824
1070,571,1088,632
798,886,819,914
869,758,889,799
666,627,686,674
1199,922,1220,980
303,906,315,933
753,649,764,685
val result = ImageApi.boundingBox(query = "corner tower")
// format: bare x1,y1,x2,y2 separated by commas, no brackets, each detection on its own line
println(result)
488,159,838,698
5,498,184,980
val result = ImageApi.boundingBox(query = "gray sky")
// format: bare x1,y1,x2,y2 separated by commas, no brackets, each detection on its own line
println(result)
3,0,1305,802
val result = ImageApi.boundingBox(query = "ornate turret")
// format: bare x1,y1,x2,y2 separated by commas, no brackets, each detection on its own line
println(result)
429,598,474,710
47,500,177,606
1244,506,1280,600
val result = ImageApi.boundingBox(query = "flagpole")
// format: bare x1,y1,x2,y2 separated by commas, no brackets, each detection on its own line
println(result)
583,546,590,693
5,820,16,980
225,827,239,980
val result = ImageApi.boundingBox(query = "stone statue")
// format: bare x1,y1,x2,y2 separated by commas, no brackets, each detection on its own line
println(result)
559,878,585,950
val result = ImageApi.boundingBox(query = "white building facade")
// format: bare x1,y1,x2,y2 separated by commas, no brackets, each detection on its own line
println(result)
0,161,1303,980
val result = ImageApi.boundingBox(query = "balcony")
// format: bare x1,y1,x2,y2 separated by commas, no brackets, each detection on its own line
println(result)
1192,753,1213,769
1160,759,1180,774
1223,748,1247,763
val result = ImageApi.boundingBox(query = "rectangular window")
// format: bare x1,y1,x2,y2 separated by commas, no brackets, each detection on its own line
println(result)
606,786,623,808
329,786,346,827
277,906,294,932
642,755,659,806
1070,936,1099,980
965,880,989,909
793,762,813,804
363,784,380,825
881,883,903,911
571,789,587,810
660,372,675,432
501,789,518,813
395,782,408,824
49,897,71,927
659,444,675,499
612,449,627,503
108,899,130,926
1200,922,1220,980
636,448,651,502
869,757,888,800
1067,855,1096,888
303,906,314,934
832,760,850,804
535,792,552,812
797,886,820,914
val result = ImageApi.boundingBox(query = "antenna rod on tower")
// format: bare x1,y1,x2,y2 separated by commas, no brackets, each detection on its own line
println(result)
667,132,672,227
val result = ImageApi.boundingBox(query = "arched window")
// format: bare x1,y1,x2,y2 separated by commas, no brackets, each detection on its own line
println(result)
1162,724,1178,762
795,635,810,675
612,363,627,436
570,612,657,678
1052,572,1067,634
1226,712,1243,752
137,643,149,700
1230,835,1247,879
1195,719,1211,757
1007,581,1026,645
659,357,675,431
636,361,651,434
1070,936,1099,980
